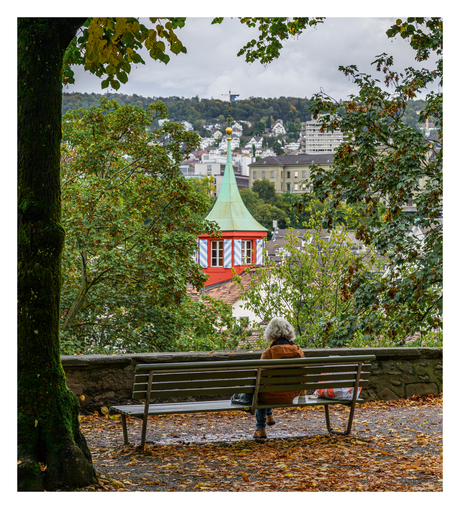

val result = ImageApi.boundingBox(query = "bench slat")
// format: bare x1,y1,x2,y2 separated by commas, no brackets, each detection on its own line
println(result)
259,372,370,385
259,380,370,393
111,400,251,417
134,365,372,383
133,379,370,400
133,386,257,399
133,377,256,392
134,369,259,384
134,355,376,373
261,364,372,377
133,378,371,394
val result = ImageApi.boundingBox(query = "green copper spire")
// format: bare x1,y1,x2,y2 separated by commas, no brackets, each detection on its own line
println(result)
205,128,267,231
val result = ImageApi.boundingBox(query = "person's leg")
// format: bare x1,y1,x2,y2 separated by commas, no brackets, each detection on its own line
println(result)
254,408,268,438
266,408,275,425
255,408,267,430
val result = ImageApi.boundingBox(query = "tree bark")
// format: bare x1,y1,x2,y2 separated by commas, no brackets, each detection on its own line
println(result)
18,18,96,491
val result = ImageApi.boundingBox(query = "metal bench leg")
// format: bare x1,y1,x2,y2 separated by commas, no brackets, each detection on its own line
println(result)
121,415,128,444
324,404,355,436
140,414,149,450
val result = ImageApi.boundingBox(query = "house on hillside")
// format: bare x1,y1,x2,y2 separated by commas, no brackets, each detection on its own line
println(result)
269,119,286,137
259,148,276,159
231,122,244,137
181,120,194,131
218,134,240,152
244,136,263,152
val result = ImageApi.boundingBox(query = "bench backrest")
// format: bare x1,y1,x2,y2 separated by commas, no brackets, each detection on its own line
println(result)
132,355,375,403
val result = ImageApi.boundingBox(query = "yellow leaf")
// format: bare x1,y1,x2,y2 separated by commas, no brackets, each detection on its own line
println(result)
35,420,38,427
101,406,109,415
80,395,85,401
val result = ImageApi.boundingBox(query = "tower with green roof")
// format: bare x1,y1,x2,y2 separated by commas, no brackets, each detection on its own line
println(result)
197,127,267,287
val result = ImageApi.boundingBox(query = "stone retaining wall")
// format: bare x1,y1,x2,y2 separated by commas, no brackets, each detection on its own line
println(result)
61,347,442,413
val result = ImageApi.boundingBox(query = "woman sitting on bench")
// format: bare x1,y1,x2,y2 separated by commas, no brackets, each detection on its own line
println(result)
254,317,305,439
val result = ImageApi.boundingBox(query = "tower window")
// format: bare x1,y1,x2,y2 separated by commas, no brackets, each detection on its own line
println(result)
211,240,223,267
242,240,252,264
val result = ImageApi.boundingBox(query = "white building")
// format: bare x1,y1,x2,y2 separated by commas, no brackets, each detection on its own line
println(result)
244,136,263,152
300,116,344,154
194,153,254,178
270,119,286,137
218,135,240,152
181,120,194,131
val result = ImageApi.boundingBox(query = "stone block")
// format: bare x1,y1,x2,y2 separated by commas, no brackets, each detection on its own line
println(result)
377,386,401,400
406,383,439,398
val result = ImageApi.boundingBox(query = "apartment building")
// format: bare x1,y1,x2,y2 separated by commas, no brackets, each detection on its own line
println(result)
248,154,333,194
300,116,344,154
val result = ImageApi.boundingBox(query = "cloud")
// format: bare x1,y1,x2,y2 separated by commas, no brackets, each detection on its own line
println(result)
65,17,440,100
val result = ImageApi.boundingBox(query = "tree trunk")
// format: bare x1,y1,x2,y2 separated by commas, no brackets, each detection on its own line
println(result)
62,250,89,331
18,18,96,491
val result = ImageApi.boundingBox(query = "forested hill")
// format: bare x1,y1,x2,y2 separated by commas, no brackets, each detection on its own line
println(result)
62,92,426,129
62,92,315,125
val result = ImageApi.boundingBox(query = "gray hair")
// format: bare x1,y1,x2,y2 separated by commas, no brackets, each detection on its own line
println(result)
264,316,296,342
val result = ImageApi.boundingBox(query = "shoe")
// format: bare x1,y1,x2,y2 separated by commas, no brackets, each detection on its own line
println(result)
253,429,267,439
266,414,276,426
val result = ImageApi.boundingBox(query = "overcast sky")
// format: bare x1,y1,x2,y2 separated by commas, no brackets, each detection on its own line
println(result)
64,16,441,101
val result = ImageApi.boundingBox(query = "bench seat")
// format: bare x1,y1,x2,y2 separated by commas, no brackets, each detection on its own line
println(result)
112,394,366,417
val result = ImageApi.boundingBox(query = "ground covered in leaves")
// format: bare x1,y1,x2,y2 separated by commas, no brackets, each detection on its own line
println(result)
76,394,442,492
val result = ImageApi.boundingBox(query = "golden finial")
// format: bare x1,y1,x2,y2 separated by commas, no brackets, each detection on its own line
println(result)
226,126,232,140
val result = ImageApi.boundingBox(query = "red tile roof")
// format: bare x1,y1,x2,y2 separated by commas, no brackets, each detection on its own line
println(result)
187,268,261,305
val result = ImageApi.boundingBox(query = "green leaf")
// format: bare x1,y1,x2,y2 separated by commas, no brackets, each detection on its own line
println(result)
117,71,128,84
170,41,183,55
106,64,117,75
122,31,135,47
159,53,170,64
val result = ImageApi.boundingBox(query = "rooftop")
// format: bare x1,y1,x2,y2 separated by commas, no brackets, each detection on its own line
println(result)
249,154,334,166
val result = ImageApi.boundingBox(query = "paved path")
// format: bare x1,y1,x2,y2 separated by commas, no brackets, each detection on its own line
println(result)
77,395,442,492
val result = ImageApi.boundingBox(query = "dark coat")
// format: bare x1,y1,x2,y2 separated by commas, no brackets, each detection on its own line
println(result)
258,338,305,404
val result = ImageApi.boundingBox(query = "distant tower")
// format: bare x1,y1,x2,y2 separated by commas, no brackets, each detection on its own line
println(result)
197,127,267,287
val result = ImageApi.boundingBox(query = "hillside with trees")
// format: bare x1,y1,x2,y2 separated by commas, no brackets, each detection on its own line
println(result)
62,92,314,123
62,92,426,132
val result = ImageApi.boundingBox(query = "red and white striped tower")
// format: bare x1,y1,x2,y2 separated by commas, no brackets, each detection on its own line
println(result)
197,127,267,287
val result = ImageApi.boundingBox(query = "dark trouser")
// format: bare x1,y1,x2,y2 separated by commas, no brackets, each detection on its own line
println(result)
255,408,273,430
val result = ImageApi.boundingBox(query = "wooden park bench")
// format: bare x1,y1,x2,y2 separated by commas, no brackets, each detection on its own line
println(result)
110,354,376,448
